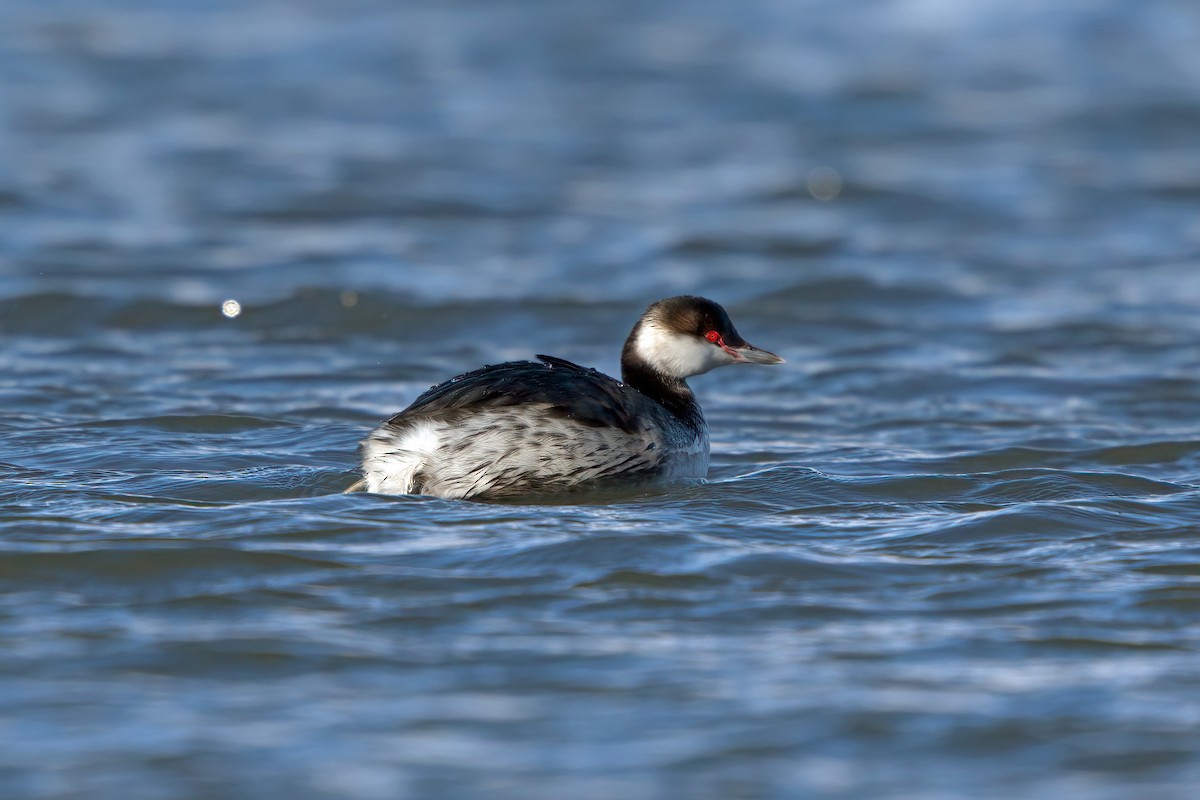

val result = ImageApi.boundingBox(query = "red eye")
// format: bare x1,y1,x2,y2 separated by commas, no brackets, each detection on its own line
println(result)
705,330,721,343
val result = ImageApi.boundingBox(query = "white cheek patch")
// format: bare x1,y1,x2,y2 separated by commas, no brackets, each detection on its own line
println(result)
635,323,732,378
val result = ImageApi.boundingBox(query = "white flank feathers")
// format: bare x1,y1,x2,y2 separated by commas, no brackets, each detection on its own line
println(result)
361,419,443,494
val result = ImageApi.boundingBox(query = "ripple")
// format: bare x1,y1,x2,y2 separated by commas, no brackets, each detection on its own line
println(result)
4,0,1200,796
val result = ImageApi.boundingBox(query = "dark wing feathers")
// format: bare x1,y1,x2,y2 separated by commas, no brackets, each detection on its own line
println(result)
389,356,645,433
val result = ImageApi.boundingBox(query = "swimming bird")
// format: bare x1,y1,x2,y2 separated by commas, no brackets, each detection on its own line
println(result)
352,295,783,499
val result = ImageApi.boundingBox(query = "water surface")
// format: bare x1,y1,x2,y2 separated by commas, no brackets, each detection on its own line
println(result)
2,1,1200,798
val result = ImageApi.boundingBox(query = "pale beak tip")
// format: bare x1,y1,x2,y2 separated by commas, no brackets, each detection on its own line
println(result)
735,344,785,365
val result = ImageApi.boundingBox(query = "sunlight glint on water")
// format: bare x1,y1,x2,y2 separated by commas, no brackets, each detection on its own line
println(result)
2,1,1200,798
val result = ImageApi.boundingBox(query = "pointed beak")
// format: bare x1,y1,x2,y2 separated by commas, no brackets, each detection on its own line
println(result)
729,342,785,365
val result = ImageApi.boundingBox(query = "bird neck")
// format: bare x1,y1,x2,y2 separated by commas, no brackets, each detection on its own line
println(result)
620,349,705,429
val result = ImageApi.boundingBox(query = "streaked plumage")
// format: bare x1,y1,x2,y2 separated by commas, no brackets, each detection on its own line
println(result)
354,296,782,499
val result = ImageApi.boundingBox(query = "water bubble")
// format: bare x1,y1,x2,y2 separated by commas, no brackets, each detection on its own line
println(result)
221,299,242,318
340,290,359,308
807,167,843,202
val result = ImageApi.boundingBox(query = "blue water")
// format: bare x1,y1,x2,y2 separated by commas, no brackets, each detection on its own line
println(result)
3,1,1200,798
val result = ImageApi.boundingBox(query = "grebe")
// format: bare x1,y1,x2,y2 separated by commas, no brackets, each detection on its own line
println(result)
352,296,783,499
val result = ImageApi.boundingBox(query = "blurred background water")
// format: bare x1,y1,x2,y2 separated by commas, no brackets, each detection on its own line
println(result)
2,0,1200,798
